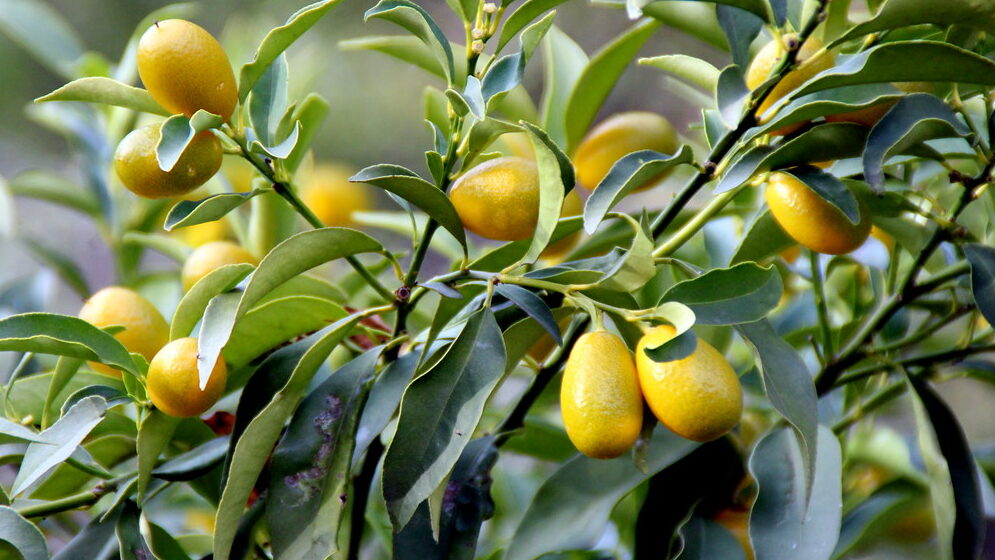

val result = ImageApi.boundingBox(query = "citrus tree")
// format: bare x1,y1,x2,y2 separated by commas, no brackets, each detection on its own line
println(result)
1,0,995,558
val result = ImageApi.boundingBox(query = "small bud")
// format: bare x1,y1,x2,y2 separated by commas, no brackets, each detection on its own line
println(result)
472,27,484,39
483,2,497,13
471,40,484,54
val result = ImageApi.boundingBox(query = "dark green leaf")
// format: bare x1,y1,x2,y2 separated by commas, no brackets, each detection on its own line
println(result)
155,111,223,172
863,94,970,189
141,520,192,560
436,436,499,559
784,166,860,224
679,517,747,560
12,396,108,496
564,19,660,152
735,320,818,497
643,329,698,362
115,501,153,560
832,480,921,559
213,314,363,560
756,84,903,136
748,426,842,560
0,313,136,376
353,352,420,465
716,5,762,69
793,41,995,99
966,244,995,329
35,77,169,116
836,0,995,44
240,0,343,101
351,164,467,249
908,375,984,560
153,436,229,481
365,0,456,85
52,506,120,560
729,211,794,265
382,309,505,530
506,427,698,560
165,190,266,231
495,284,562,344
268,349,379,560
0,506,48,560
661,262,782,325
716,64,749,128
583,147,693,233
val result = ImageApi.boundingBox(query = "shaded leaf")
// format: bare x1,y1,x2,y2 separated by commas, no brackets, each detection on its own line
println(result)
365,0,455,85
716,64,749,128
136,409,179,502
506,426,697,560
0,0,82,78
382,309,505,530
155,110,223,172
436,436,499,558
784,166,860,224
51,506,121,560
8,170,99,216
966,244,995,329
353,352,420,466
716,5,762,69
837,0,995,44
248,54,288,146
153,436,229,481
495,284,562,344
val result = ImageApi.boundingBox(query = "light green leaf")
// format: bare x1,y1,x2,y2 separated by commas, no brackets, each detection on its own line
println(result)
382,309,505,530
749,426,842,560
0,0,82,79
283,94,329,173
837,0,995,44
521,122,574,264
136,410,179,502
0,506,48,560
248,54,288,146
0,313,136,376
35,77,169,116
496,0,571,54
40,356,84,430
165,189,266,231
339,35,449,80
640,1,727,49
239,0,344,101
8,170,99,216
121,232,190,263
540,26,588,148
156,111,223,172
564,19,661,153
639,54,720,90
661,262,782,325
170,264,254,340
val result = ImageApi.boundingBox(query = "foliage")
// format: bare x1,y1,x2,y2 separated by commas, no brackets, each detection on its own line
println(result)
1,0,995,559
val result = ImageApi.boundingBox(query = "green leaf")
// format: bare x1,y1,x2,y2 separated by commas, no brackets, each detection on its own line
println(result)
563,19,661,153
141,518,193,560
715,123,870,193
267,349,378,559
196,228,383,388
481,12,554,107
680,517,747,560
153,436,228,481
597,214,655,292
0,0,82,79
353,352,420,465
832,480,921,558
0,418,47,445
365,0,456,86
521,122,574,264
582,147,693,233
40,356,84,430
116,501,153,560
51,507,120,560
908,375,984,560
0,506,48,560
863,94,970,189
716,64,749,128
248,55,288,146
353,210,464,262
793,41,995,99
121,232,190,263
382,308,506,530
661,262,782,325
966,244,995,328
239,0,344,101
540,26,588,148
494,284,562,344
506,427,698,560
784,166,860,224
12,395,108,496
8,170,99,216
463,118,525,168
20,238,89,298
435,436,499,558
213,314,363,560
283,94,330,173
749,426,842,560
716,4,763,68
339,35,449,80
0,313,136,376
756,84,903,136
735,320,818,498
156,111,223,172
136,410,179,503
351,164,467,249
165,189,266,231
496,0,571,54
34,77,169,116
170,264,254,340
641,1,728,49
638,54,720,90
836,0,995,44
